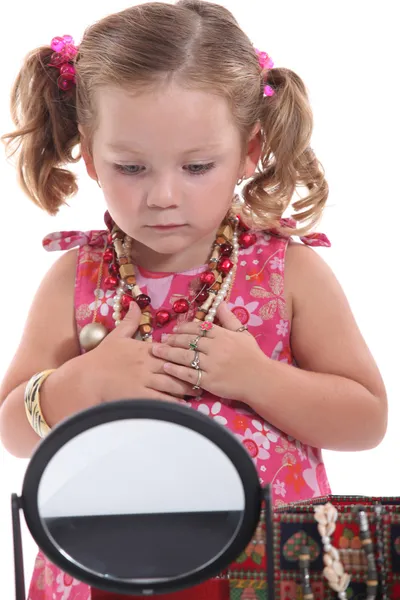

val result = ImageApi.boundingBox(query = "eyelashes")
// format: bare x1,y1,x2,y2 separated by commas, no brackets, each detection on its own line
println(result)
114,162,216,177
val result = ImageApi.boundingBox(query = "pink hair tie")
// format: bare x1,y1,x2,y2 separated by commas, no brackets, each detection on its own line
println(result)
254,48,275,98
48,35,79,91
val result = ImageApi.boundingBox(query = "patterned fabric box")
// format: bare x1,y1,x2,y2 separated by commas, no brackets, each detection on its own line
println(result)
228,495,400,600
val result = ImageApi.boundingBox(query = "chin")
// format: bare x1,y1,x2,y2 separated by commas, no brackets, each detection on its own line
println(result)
138,234,190,256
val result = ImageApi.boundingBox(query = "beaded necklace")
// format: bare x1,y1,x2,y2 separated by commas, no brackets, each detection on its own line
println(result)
79,209,256,351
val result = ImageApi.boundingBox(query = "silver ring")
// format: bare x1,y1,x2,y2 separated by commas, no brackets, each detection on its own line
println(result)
191,351,200,370
192,369,202,391
236,325,248,333
189,335,201,351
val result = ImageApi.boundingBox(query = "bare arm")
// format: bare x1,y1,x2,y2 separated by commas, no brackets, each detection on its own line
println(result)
244,242,387,451
0,249,98,458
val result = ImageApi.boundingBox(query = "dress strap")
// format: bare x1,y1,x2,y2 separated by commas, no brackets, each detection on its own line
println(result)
269,217,331,248
42,229,107,252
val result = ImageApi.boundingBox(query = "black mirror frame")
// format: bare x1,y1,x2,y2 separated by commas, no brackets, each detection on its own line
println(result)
17,399,265,596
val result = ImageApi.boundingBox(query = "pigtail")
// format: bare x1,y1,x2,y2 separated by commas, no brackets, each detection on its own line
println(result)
1,46,80,215
241,67,329,237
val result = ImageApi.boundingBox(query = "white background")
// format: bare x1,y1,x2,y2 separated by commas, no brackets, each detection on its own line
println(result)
0,1,399,598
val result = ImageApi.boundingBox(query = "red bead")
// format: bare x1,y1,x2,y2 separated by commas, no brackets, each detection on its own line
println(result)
200,271,216,286
109,263,119,276
196,289,209,304
217,258,234,275
219,242,233,257
173,298,190,314
239,232,257,249
121,294,133,310
156,310,171,326
103,248,114,263
104,275,119,290
136,294,151,309
107,233,113,245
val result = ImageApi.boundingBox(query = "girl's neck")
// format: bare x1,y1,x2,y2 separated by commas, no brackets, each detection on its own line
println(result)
131,229,218,273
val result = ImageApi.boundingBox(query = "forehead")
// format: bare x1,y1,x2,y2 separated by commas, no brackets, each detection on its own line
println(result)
94,84,239,152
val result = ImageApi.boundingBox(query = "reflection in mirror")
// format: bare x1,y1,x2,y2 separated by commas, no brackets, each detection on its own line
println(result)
37,419,245,581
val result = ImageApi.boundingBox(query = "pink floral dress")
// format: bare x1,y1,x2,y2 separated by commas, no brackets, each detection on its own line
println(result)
28,216,331,600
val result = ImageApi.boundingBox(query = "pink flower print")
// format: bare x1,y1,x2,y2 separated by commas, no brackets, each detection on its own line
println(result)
249,273,288,321
251,419,279,450
302,447,324,497
276,319,289,337
273,479,287,498
316,462,331,495
270,256,284,271
89,289,115,316
270,341,291,364
42,234,62,251
235,428,271,463
55,571,81,600
227,296,263,326
196,401,227,425
295,440,307,462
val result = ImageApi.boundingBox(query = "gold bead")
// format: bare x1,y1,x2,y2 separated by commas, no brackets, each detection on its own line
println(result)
119,264,135,278
79,323,109,351
140,324,152,335
195,310,207,320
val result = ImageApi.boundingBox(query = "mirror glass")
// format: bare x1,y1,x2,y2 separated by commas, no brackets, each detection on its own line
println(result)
37,419,245,583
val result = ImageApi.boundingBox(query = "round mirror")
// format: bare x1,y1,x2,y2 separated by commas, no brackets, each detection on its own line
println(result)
22,400,262,595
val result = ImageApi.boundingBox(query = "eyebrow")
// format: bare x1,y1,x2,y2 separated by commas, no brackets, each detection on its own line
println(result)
106,142,223,153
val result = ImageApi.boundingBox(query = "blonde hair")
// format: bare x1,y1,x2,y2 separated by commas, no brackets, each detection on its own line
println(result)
1,0,328,236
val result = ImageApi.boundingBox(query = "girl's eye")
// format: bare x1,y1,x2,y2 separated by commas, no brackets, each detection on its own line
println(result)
114,163,216,176
114,165,143,175
185,163,216,175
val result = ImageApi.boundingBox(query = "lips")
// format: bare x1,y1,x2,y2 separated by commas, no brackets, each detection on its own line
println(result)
148,224,185,228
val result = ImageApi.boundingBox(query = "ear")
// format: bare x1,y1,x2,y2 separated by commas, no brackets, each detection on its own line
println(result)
243,122,262,179
78,125,98,182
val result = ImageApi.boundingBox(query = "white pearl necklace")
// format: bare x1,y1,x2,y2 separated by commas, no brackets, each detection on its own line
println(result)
205,226,239,323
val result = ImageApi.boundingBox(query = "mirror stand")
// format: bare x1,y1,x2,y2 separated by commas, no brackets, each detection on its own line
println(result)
12,494,25,600
263,484,274,600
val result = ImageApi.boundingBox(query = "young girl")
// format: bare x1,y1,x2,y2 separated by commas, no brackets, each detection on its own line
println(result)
0,0,387,598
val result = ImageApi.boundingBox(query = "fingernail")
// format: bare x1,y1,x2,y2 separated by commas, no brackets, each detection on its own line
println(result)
172,326,178,333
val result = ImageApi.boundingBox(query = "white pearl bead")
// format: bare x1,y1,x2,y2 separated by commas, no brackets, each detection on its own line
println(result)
113,311,121,320
209,308,216,316
115,320,121,326
323,544,332,553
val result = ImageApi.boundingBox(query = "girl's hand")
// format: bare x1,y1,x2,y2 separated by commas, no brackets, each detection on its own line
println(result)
86,302,201,404
151,302,267,402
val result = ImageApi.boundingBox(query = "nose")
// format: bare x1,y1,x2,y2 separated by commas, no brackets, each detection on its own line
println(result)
146,173,179,209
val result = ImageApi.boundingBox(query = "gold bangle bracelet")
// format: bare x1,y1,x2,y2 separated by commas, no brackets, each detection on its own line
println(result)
24,369,57,438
